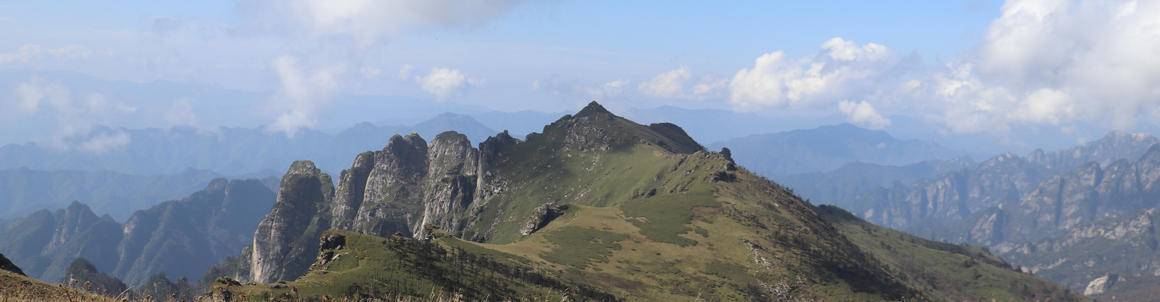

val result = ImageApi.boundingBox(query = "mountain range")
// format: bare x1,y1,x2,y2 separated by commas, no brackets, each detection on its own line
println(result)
0,168,226,220
793,130,1160,299
194,102,1076,301
0,179,273,287
711,123,964,177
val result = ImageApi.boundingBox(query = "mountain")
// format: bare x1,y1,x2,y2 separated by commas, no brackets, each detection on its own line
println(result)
0,179,274,287
780,159,975,205
0,168,221,219
0,113,497,176
406,112,496,143
62,258,127,296
798,131,1160,297
213,102,1074,301
710,123,962,177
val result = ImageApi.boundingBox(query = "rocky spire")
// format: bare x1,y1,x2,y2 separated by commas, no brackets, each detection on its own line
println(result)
250,160,334,283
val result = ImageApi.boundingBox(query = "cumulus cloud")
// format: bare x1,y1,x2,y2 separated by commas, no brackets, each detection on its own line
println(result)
728,38,893,111
639,66,692,98
838,100,891,129
9,78,137,151
267,55,343,137
821,37,889,62
416,67,477,100
585,79,629,99
241,0,524,45
927,0,1160,132
638,67,727,99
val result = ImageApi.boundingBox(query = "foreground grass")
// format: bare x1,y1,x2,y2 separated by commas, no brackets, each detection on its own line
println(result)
0,270,122,302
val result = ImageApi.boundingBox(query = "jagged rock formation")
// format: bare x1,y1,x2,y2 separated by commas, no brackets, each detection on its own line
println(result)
249,102,708,283
519,202,567,236
0,252,22,275
232,101,1077,301
63,258,127,296
795,131,1160,296
250,161,334,283
0,179,273,287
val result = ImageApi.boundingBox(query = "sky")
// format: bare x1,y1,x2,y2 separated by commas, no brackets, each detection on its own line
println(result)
2,0,1159,153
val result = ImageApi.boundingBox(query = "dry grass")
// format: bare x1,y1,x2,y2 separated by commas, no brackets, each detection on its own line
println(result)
0,271,127,302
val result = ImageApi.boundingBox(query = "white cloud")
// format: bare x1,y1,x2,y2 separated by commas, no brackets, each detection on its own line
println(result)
838,100,891,129
692,77,727,95
9,78,138,150
267,55,343,137
1011,88,1075,125
77,131,131,154
972,0,1160,130
585,79,628,99
821,37,889,62
242,0,524,45
417,67,473,100
639,66,691,98
728,37,893,111
165,98,200,128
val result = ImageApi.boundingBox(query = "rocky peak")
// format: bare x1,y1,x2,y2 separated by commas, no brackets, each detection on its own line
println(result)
536,101,702,154
575,101,614,118
250,160,335,283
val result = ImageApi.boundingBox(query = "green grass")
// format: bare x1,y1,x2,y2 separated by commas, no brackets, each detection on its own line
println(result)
815,205,1082,302
620,191,717,246
541,226,628,268
220,230,615,301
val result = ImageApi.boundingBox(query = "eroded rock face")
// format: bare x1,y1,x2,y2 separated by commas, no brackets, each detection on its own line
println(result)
1083,274,1117,296
245,102,709,283
251,161,334,283
351,134,429,236
520,203,567,236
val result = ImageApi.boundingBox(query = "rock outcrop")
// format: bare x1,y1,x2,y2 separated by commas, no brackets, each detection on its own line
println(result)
250,161,334,283
63,258,127,296
519,203,567,236
245,101,709,283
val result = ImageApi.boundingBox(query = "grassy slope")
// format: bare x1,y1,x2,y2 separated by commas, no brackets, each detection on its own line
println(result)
221,105,1080,301
215,229,614,301
225,144,1080,301
0,270,119,302
816,205,1082,301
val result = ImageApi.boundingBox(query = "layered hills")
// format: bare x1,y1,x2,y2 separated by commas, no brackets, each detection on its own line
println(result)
0,178,274,287
796,130,1160,298
211,102,1076,301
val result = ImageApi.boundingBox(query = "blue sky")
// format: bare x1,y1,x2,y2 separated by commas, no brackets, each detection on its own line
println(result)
1,0,1158,153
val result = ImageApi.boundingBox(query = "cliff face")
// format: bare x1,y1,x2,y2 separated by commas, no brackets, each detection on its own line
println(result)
217,102,1077,301
250,161,334,283
247,101,707,282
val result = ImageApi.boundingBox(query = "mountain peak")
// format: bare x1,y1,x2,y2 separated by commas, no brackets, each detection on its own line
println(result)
575,101,613,117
